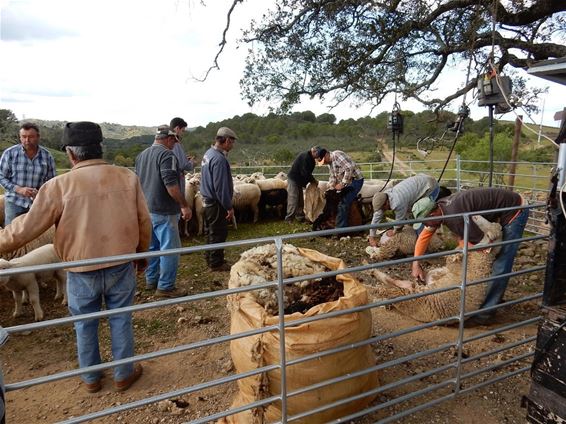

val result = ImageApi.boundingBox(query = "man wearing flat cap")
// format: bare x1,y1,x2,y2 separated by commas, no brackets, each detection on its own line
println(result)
135,125,192,298
200,127,237,272
0,121,151,393
285,146,319,223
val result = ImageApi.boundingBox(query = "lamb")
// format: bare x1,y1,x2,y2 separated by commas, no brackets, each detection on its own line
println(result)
365,226,448,262
232,182,261,223
367,223,502,323
273,171,287,181
0,244,67,321
229,243,329,315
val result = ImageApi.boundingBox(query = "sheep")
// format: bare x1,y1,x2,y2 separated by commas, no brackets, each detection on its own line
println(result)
273,171,287,181
367,223,502,323
0,194,4,226
0,244,67,321
358,180,397,217
0,222,55,261
194,192,205,236
256,178,288,219
229,243,329,315
232,183,261,223
365,226,448,262
182,174,201,237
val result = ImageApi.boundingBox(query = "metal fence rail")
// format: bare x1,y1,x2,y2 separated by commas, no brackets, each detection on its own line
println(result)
0,202,545,423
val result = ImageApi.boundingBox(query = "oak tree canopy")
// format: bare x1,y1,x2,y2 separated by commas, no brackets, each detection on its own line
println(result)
206,0,566,114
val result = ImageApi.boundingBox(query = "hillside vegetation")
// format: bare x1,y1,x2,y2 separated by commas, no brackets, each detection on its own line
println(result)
0,108,560,171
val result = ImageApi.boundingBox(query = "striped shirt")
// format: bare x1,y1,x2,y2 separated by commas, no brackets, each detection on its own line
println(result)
0,144,56,208
370,174,438,237
328,150,363,187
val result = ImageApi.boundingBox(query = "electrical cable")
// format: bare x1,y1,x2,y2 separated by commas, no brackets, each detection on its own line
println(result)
488,62,559,148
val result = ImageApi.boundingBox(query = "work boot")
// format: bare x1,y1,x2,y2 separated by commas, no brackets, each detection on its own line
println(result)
154,287,188,298
114,364,143,392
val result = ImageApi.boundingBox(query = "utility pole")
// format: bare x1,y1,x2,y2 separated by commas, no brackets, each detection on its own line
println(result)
508,115,522,190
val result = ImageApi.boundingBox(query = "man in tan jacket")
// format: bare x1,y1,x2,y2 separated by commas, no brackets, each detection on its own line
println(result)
0,121,151,393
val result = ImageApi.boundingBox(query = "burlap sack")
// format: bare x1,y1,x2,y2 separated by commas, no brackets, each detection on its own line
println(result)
220,247,378,423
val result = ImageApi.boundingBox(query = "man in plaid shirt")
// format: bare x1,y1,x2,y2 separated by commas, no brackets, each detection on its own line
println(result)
316,148,364,228
0,122,56,225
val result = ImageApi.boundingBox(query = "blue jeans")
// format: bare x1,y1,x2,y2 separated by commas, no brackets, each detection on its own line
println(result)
4,200,29,226
336,178,364,228
146,213,181,291
67,262,136,383
479,207,529,316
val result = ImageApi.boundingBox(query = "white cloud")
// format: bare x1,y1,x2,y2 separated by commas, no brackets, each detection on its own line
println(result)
0,0,564,131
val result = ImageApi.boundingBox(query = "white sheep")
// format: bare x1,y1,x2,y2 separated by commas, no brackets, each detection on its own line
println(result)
367,223,502,322
0,244,67,321
194,192,205,236
0,194,4,226
273,171,287,181
182,174,202,237
365,226,448,262
0,223,55,261
233,183,261,223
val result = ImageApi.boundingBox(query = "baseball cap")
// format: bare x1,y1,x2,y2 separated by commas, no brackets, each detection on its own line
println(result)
61,121,103,151
412,197,436,229
372,192,388,211
315,147,328,161
156,125,177,137
217,127,238,139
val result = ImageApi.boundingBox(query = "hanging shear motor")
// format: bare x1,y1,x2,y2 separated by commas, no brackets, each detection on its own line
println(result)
387,101,404,142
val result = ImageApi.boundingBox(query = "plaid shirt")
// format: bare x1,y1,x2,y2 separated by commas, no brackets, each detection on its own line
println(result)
0,144,56,208
328,150,363,187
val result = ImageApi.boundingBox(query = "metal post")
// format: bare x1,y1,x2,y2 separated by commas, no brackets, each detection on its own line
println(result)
508,115,522,190
488,105,494,188
274,238,288,422
454,214,471,393
456,155,461,192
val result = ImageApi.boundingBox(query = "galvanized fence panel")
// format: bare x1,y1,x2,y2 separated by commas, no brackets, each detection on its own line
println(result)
1,203,545,423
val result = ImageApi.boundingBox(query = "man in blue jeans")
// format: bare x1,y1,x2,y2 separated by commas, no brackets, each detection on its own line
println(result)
0,121,151,393
316,148,364,228
136,125,192,297
411,187,529,324
0,122,56,225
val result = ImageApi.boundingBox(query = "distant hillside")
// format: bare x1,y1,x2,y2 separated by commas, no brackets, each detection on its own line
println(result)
26,119,155,140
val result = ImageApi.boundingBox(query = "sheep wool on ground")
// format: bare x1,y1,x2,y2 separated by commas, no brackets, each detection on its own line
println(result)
228,243,342,315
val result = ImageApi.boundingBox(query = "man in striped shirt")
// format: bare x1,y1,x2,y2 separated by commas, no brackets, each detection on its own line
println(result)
0,122,56,225
317,148,364,228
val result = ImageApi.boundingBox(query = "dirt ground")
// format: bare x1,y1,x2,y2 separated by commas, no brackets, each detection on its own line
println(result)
0,220,546,423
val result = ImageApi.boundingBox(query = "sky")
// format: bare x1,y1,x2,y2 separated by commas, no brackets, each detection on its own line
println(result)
1,0,565,130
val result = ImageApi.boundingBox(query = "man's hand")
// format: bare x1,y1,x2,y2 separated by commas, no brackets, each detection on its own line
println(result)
226,208,234,221
15,186,38,198
180,206,192,221
368,236,378,247
385,229,396,237
135,258,148,273
412,261,426,282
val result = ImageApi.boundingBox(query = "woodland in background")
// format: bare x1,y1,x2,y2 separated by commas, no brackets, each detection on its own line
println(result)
0,108,557,170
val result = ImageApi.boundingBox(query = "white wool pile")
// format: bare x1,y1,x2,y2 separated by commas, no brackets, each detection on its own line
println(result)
229,243,330,315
